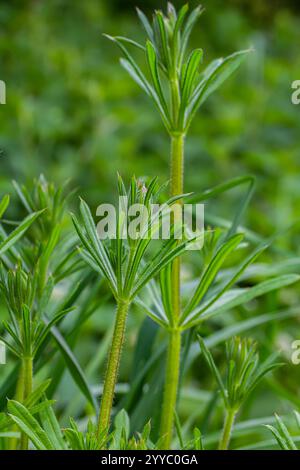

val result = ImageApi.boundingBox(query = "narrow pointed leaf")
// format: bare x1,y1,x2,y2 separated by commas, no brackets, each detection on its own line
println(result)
0,210,44,256
7,400,54,450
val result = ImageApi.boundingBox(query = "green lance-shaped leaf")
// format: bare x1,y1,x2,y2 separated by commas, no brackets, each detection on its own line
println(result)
7,400,55,450
185,50,251,129
159,262,173,322
39,405,67,450
265,414,298,450
181,246,298,328
136,7,155,43
130,234,201,300
183,242,269,324
146,40,170,120
155,10,171,71
0,210,44,256
199,274,300,323
134,296,169,329
198,335,228,406
182,233,244,321
112,35,145,52
48,324,98,412
104,35,171,131
33,308,73,357
171,3,189,67
104,34,152,96
179,48,203,125
179,5,204,68
0,194,10,219
72,203,117,297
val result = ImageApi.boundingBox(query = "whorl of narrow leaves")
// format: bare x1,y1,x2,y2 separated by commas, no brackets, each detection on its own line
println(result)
265,412,300,450
0,265,36,319
13,175,70,237
138,225,299,330
72,175,197,302
0,193,44,257
0,177,98,412
105,3,251,134
0,264,71,359
198,336,282,411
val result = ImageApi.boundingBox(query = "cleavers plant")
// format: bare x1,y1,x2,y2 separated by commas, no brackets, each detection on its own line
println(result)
1,3,299,452
0,176,88,449
199,336,282,450
72,175,199,439
105,3,293,449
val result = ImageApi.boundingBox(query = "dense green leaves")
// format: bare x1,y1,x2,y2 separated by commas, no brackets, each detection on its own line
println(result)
265,413,299,450
106,3,249,134
185,50,250,129
0,1,299,453
198,336,282,411
0,210,44,257
73,175,197,303
182,233,244,319
7,400,55,450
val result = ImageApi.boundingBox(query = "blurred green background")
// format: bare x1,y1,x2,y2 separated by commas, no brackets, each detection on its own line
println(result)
1,0,300,243
0,0,300,448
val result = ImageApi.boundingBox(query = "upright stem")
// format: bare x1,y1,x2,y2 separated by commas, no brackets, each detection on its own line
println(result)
170,133,184,199
170,133,184,321
218,408,237,450
20,356,33,450
159,329,181,449
97,299,129,439
159,133,185,449
8,362,25,450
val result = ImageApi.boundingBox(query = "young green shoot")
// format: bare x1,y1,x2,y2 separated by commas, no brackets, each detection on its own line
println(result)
72,175,197,440
199,336,282,450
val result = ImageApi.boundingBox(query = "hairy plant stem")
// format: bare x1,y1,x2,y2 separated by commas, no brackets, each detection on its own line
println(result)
159,132,185,449
170,133,184,321
160,329,181,449
218,408,237,450
97,299,129,440
19,356,33,450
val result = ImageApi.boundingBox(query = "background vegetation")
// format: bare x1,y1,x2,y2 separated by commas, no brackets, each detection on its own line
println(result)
0,0,300,450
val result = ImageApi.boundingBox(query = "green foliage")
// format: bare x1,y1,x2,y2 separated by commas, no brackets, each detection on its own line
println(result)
199,335,284,449
0,0,299,453
6,399,152,450
265,412,300,450
199,336,282,412
106,3,249,134
73,175,196,303
138,238,299,330
0,176,99,448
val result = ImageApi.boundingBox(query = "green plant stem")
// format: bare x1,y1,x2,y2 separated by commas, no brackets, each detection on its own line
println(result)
97,299,129,440
218,408,237,450
8,363,25,450
170,133,184,320
160,329,181,449
159,133,185,449
170,133,184,203
20,356,33,450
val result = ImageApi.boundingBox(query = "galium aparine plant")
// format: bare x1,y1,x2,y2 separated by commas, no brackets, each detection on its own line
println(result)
199,336,282,450
105,3,292,449
0,3,299,452
72,175,198,439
